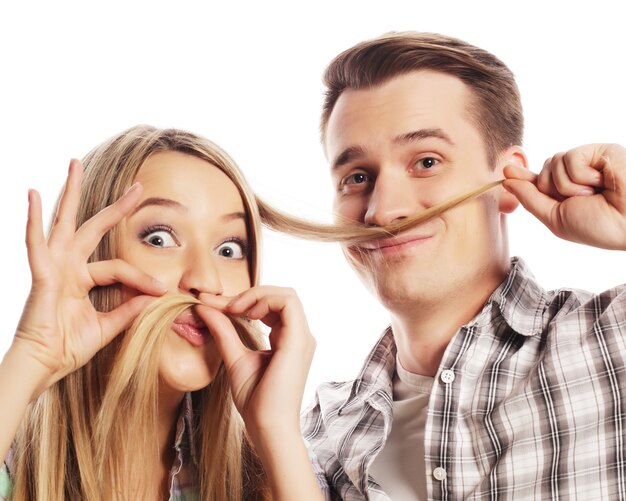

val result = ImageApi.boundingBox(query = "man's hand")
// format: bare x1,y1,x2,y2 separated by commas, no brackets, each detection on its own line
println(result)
503,143,626,250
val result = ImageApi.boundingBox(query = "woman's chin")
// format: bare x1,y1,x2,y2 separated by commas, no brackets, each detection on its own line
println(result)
158,330,222,393
159,372,214,393
158,355,219,393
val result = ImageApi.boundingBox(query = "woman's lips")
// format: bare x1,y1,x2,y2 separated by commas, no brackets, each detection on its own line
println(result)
172,312,210,347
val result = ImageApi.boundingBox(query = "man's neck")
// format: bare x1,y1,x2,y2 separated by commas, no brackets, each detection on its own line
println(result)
390,265,508,377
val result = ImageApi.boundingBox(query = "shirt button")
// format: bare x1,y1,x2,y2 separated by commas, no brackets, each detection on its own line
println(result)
440,369,455,384
433,467,447,481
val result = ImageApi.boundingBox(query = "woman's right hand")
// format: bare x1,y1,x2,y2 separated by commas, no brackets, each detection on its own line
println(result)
8,159,166,400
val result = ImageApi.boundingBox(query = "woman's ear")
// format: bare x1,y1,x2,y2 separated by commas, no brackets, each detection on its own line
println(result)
496,146,528,214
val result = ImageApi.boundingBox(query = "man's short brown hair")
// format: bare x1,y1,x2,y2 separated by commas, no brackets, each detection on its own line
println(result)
321,32,524,166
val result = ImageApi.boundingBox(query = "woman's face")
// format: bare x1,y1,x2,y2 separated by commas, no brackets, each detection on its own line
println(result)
119,150,251,393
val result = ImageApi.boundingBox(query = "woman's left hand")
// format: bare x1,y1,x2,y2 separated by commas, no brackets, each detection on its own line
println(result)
196,286,316,438
197,287,323,500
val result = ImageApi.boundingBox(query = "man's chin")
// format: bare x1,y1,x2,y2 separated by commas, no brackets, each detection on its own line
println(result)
365,272,435,310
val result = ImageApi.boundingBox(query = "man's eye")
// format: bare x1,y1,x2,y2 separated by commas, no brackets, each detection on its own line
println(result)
216,240,246,259
142,229,177,248
344,173,369,185
416,157,439,170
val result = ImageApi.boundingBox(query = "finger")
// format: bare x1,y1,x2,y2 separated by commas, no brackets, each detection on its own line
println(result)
227,287,292,322
98,294,156,346
246,297,283,327
198,292,233,310
597,146,626,198
503,164,537,183
536,155,565,200
88,259,167,296
227,286,293,312
551,154,595,197
502,179,559,229
48,160,83,244
195,305,249,369
74,183,143,258
563,149,604,188
229,288,308,344
25,189,48,279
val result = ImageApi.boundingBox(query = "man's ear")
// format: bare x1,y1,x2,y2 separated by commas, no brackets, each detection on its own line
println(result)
496,146,528,214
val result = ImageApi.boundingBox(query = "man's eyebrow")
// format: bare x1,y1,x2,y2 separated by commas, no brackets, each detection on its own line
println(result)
331,128,454,171
331,145,367,171
393,128,455,146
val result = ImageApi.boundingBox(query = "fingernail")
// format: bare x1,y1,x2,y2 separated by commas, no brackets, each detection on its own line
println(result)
576,188,595,196
153,279,167,292
125,182,141,195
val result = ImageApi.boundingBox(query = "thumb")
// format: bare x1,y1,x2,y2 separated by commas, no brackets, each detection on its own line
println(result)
502,178,558,228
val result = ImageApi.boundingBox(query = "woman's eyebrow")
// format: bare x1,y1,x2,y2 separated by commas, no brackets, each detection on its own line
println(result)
131,197,186,215
222,211,247,222
131,199,246,223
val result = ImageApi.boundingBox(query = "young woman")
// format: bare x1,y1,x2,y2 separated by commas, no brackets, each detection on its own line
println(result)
0,125,323,500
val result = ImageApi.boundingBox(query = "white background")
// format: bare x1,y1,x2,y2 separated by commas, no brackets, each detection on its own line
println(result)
1,0,624,407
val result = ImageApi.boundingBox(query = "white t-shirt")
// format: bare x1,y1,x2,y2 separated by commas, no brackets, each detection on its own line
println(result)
369,356,433,500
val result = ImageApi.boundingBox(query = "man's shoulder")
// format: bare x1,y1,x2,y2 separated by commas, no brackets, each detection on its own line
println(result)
302,328,396,424
496,258,626,337
302,379,356,422
543,283,626,324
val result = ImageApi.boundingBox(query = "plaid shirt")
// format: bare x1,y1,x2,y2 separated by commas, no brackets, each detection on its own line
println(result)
0,393,198,500
302,257,626,500
169,392,200,500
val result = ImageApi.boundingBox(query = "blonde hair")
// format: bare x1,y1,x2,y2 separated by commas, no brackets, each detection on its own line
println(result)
11,124,502,500
94,294,266,500
12,125,269,500
257,179,504,243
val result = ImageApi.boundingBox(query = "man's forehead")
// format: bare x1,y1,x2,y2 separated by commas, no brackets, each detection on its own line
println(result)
325,70,473,161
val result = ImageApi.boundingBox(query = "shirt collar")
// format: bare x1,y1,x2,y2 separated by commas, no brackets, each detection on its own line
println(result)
173,392,198,465
338,327,396,414
476,256,548,337
340,257,548,410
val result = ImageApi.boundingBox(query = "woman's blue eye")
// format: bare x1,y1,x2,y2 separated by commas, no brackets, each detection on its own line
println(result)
142,229,177,248
216,241,245,259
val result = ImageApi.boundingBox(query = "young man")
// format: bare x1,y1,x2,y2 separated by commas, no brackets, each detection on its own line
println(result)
302,32,626,500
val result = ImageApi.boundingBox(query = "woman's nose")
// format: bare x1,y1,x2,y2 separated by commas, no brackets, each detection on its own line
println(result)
178,250,223,297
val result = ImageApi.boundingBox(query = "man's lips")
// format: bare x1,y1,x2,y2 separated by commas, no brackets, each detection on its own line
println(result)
355,233,434,254
172,311,211,347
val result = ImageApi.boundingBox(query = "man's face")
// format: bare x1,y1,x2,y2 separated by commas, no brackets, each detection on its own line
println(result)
326,70,513,311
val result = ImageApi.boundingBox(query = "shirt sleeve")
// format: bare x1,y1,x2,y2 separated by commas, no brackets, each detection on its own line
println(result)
0,461,12,500
304,438,332,501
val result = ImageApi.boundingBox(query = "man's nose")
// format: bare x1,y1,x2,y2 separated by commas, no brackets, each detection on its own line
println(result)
364,170,419,227
178,248,223,298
